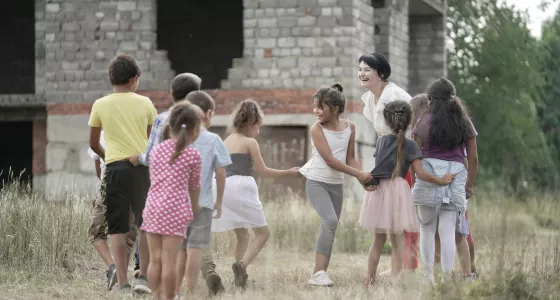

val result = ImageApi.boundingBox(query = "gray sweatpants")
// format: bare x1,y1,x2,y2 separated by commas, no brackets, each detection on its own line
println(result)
306,179,343,267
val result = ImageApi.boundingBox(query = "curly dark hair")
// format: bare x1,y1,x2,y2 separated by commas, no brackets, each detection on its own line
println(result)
228,99,263,134
427,77,472,149
108,55,140,85
313,83,345,115
383,100,412,179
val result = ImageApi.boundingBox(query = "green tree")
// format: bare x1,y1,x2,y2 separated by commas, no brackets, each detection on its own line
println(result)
536,8,560,175
447,0,557,190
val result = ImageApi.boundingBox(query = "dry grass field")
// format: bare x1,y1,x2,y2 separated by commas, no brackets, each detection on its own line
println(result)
0,182,559,300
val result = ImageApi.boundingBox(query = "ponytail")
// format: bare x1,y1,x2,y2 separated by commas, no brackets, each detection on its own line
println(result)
166,101,203,164
392,130,406,179
170,124,188,164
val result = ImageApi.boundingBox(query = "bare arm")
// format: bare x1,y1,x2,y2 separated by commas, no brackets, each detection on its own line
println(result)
346,122,361,170
465,137,478,198
248,138,293,178
410,159,454,185
214,167,226,218
89,127,105,160
189,187,201,214
94,160,101,179
147,124,152,138
411,135,424,186
311,123,368,180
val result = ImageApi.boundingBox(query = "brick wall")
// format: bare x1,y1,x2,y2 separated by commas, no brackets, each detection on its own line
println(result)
387,0,409,89
408,14,446,95
45,89,365,116
222,0,375,100
32,120,47,175
42,0,175,105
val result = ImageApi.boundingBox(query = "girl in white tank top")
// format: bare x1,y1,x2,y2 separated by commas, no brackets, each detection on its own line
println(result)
299,83,372,287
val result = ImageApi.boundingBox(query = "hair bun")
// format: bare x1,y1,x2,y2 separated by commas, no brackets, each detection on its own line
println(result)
331,83,344,93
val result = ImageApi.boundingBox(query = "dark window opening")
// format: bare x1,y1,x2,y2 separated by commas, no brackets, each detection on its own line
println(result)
0,121,33,188
156,0,243,89
372,0,386,8
0,0,34,94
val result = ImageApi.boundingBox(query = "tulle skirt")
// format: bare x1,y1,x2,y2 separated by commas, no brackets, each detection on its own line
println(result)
359,177,419,234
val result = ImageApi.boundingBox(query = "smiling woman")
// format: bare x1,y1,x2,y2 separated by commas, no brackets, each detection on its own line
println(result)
357,52,419,275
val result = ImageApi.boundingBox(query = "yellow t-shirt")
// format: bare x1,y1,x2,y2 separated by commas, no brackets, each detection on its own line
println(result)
88,92,157,164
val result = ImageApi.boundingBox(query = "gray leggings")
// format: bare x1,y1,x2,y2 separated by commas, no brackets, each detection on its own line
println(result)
306,179,343,267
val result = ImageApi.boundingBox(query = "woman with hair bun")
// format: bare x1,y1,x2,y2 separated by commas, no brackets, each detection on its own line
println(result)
358,53,419,275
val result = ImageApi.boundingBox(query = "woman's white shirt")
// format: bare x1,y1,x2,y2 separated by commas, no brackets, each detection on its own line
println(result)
361,82,412,137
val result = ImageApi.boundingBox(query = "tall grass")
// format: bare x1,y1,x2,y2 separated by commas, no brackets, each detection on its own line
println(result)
1,180,559,299
0,181,92,273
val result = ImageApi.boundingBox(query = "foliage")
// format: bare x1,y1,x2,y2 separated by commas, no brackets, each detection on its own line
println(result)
535,7,560,182
446,0,558,190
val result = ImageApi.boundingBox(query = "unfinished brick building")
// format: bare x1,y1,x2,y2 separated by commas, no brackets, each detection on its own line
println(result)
0,0,446,200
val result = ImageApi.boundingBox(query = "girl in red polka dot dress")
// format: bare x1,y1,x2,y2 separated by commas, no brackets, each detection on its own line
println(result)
141,102,203,300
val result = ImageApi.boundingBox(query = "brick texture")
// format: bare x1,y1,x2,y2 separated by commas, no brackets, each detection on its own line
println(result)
32,120,47,175
46,89,364,115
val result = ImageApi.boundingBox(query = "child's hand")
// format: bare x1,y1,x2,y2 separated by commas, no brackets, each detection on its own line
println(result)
365,185,378,192
213,203,222,219
193,203,201,214
438,173,455,185
287,167,300,175
128,155,140,166
466,187,473,199
357,171,373,184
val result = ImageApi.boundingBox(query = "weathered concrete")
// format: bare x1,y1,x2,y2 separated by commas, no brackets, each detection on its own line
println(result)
222,0,375,100
0,0,448,198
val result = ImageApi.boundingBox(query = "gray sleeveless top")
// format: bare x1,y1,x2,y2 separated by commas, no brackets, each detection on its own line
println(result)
225,153,253,177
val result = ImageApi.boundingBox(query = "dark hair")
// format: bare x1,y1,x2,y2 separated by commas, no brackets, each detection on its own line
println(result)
358,52,391,81
410,94,430,128
108,55,141,85
228,99,263,134
170,73,201,101
166,101,203,163
427,77,472,149
185,91,215,113
383,101,412,179
313,83,345,116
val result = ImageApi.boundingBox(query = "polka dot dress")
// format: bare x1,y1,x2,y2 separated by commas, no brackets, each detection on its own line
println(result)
141,139,201,237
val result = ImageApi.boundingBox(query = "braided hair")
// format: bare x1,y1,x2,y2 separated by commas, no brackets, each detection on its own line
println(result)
383,100,412,179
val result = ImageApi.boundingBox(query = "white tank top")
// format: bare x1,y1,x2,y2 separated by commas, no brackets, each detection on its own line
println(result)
299,120,351,184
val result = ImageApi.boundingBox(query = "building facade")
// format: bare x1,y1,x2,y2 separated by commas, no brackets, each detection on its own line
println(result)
0,0,446,200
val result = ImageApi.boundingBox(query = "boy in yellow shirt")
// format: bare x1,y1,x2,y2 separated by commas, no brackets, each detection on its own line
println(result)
88,54,157,295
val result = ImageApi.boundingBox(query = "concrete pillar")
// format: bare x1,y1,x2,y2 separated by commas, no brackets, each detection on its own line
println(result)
408,1,447,95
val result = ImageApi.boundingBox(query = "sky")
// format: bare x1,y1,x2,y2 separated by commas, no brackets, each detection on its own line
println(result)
505,0,559,37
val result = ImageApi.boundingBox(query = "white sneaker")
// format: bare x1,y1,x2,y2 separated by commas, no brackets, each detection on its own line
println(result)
308,270,334,287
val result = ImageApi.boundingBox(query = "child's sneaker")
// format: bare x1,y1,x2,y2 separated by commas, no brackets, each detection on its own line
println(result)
133,275,152,294
106,264,117,291
308,270,334,287
206,270,225,295
112,283,132,297
133,268,140,279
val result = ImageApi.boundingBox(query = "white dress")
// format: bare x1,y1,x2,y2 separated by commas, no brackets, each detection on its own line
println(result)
211,153,267,232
